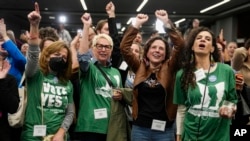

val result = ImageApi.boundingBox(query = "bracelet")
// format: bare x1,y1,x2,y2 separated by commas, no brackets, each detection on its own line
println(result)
29,35,38,40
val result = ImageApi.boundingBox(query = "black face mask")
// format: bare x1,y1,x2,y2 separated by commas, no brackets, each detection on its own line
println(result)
49,57,67,72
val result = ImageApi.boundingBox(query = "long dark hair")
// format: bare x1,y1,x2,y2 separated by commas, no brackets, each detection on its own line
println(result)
181,26,220,91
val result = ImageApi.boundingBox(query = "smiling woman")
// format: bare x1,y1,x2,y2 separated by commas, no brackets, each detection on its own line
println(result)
75,12,132,141
120,10,184,141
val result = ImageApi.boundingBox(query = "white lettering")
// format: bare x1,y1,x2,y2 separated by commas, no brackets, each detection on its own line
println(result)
55,96,62,107
47,95,55,107
234,129,247,136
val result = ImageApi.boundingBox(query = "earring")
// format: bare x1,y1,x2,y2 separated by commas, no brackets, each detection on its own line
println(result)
190,53,194,63
210,53,214,65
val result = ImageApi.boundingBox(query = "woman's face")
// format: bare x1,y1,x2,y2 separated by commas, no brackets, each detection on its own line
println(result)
131,43,140,59
88,28,96,41
49,48,68,62
192,31,214,56
147,39,166,66
99,22,109,35
133,33,142,44
21,43,29,55
92,38,112,65
226,42,237,57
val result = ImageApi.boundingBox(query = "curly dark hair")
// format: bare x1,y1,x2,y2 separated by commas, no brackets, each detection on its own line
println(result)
39,26,59,41
181,26,220,92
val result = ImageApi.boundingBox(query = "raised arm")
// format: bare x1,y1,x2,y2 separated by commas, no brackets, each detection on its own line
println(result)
155,9,184,73
106,1,121,68
25,2,41,78
120,14,148,72
77,13,93,73
0,19,26,72
70,34,80,73
78,13,92,54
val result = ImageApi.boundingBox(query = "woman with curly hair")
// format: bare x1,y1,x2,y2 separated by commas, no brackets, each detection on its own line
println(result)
174,27,237,141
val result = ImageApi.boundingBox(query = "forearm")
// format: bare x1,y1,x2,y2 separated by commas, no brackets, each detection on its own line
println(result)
26,44,40,77
70,46,79,71
2,40,27,67
176,105,186,136
60,103,75,132
79,24,90,54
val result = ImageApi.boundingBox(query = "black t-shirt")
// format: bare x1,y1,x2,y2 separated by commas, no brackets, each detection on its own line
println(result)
133,73,168,128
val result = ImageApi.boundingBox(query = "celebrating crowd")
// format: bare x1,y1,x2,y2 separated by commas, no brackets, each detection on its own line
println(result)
0,1,250,141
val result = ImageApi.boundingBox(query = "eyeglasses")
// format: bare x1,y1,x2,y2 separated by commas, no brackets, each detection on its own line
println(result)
95,43,112,50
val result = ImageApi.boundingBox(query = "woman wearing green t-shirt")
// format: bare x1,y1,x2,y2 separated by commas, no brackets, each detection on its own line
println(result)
21,3,74,141
174,27,237,141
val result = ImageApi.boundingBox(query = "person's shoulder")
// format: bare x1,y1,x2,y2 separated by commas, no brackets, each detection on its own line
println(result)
235,47,247,54
217,63,234,72
176,69,184,77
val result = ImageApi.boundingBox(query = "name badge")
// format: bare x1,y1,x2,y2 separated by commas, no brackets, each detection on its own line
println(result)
33,125,46,137
195,69,206,81
151,119,166,131
119,61,128,71
94,108,108,119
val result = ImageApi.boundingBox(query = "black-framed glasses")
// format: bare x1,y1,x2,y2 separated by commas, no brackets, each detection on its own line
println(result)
95,43,112,50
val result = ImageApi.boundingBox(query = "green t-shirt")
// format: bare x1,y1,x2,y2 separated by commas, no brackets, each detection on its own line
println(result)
75,63,122,134
21,71,73,141
174,63,237,141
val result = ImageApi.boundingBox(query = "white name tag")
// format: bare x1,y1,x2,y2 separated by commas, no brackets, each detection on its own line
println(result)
195,68,206,81
151,119,166,131
33,125,46,137
119,61,128,71
94,108,108,119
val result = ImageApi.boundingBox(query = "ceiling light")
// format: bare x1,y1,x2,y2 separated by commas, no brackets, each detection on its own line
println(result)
174,18,186,25
49,16,55,20
80,0,88,10
59,15,67,23
126,17,136,25
200,0,230,13
136,0,148,12
121,27,126,32
116,23,121,29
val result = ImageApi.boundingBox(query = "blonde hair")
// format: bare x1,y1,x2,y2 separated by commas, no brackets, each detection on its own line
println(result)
92,34,113,49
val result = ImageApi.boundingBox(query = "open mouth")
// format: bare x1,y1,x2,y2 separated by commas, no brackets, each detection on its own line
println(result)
198,43,205,48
